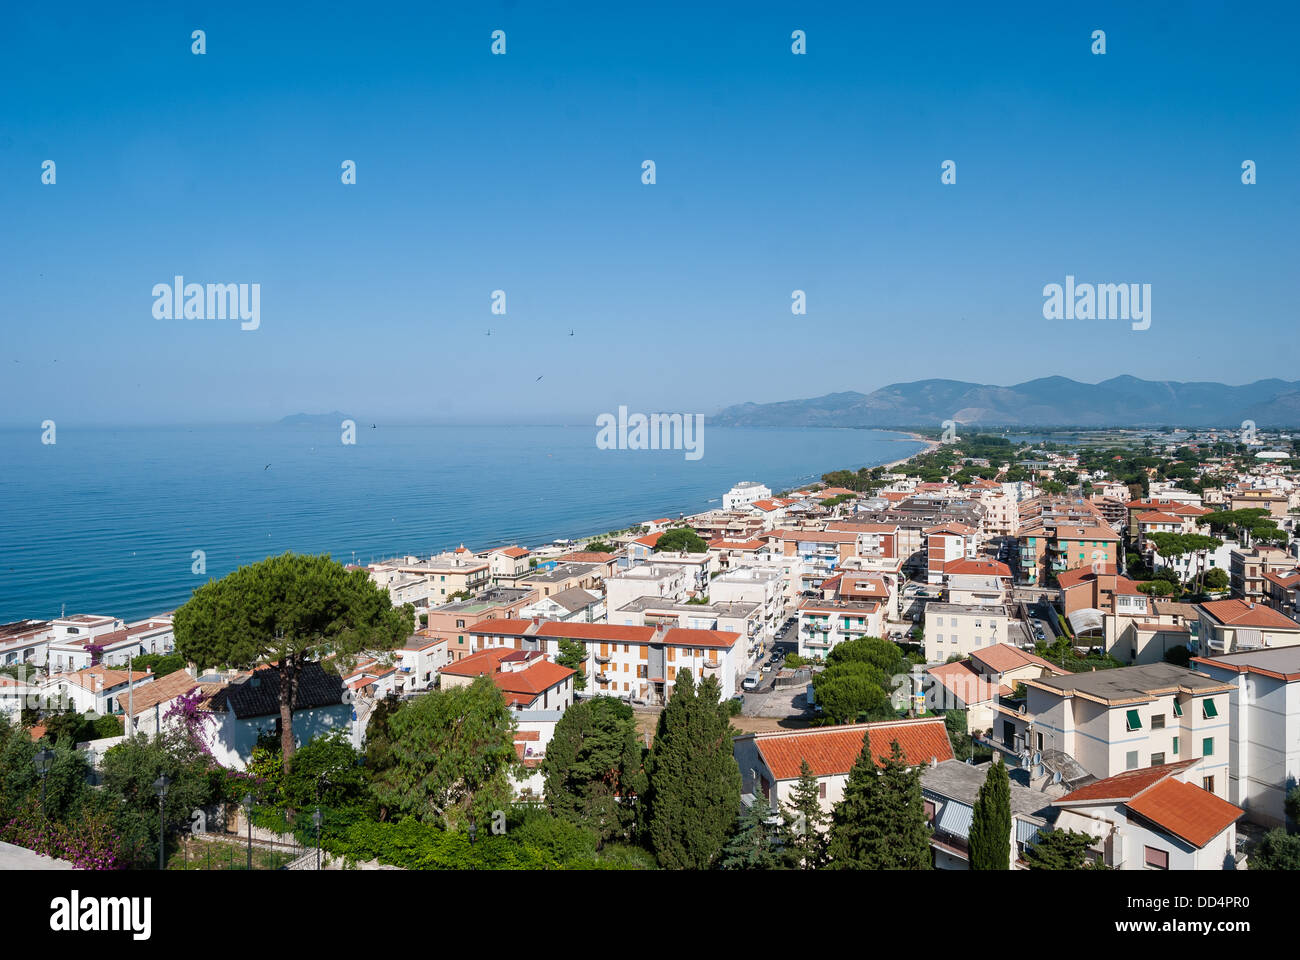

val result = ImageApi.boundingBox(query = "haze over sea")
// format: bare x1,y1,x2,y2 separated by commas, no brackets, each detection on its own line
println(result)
0,423,924,623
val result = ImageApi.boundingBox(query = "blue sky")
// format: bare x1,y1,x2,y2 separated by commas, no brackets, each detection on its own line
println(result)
1,1,1296,426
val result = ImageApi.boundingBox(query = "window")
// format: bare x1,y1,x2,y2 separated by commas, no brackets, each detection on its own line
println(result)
1125,709,1142,732
1203,776,1215,793
1173,699,1183,717
1126,751,1139,770
1036,732,1044,751
1144,846,1169,870
1173,736,1179,755
1203,737,1214,756
1151,714,1165,729
1202,698,1218,719
819,782,827,799
923,799,935,822
1151,752,1165,766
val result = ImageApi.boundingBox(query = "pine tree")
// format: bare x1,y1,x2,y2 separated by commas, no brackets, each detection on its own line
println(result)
786,759,827,869
1024,828,1097,870
969,758,1011,870
826,738,932,869
643,670,742,868
719,798,797,869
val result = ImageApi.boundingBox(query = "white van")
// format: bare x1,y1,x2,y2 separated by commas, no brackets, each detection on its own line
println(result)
742,671,761,691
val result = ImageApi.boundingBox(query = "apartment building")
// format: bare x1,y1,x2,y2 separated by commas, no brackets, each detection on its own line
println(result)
41,664,156,716
605,564,689,614
1230,545,1293,605
709,566,786,642
1196,598,1300,655
1192,646,1300,827
370,552,491,604
722,481,771,511
733,717,954,820
0,620,54,668
922,759,1056,869
924,523,978,585
425,587,536,662
1264,567,1300,620
477,545,533,586
707,538,772,572
520,587,603,624
518,561,604,598
394,633,451,690
924,603,1014,663
1051,761,1243,870
943,558,1013,605
1012,663,1233,798
439,648,576,711
797,599,885,659
466,619,742,704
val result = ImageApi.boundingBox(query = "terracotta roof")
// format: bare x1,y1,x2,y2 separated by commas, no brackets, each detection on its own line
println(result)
126,670,200,715
748,717,953,781
1137,511,1186,524
661,627,740,650
926,662,1001,705
943,558,1011,578
969,643,1067,676
1057,760,1198,804
554,552,618,564
490,546,530,558
633,532,664,548
1126,778,1244,848
1199,598,1300,630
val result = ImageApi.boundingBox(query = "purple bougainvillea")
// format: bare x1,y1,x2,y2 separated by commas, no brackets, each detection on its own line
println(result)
1,809,126,870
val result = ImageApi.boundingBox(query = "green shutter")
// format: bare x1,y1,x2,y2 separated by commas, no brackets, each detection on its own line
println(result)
1173,699,1183,717
1172,736,1179,755
1126,709,1142,731
1202,698,1218,719
1203,737,1214,756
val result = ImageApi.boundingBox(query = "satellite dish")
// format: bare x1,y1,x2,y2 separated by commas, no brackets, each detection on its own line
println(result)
1052,771,1062,784
1018,704,1026,715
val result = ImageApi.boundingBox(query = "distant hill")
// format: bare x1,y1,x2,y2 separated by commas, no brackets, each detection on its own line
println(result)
278,412,352,425
712,377,1300,428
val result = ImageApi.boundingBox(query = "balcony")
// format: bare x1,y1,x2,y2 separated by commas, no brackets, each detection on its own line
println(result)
704,659,720,669
594,654,612,664
595,673,612,684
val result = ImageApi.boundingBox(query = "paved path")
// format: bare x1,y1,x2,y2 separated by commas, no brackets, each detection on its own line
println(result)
0,840,75,870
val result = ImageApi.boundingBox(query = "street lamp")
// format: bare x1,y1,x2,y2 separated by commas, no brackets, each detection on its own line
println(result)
467,817,477,846
241,793,254,870
33,748,54,811
313,807,323,870
153,774,171,870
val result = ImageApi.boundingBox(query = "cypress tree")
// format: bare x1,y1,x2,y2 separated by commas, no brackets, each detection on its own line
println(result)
787,759,827,869
969,758,1011,870
644,670,741,868
719,798,796,869
827,738,932,869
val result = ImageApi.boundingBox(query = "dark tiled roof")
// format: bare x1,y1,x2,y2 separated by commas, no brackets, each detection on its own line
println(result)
206,661,346,720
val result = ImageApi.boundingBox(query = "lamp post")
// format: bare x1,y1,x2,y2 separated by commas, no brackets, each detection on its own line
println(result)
468,816,477,846
153,774,171,870
242,793,254,870
33,748,54,812
313,807,322,870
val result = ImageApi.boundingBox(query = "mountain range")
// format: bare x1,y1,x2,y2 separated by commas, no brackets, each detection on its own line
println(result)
712,377,1300,428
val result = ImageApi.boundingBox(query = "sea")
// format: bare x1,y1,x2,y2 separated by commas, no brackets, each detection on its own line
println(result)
0,423,925,623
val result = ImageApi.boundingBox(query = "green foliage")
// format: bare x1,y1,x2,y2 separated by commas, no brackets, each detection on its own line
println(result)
1203,568,1229,591
786,759,827,868
132,653,187,678
826,739,931,869
811,637,910,724
654,528,708,554
643,671,741,868
1250,829,1300,870
945,710,974,761
369,676,517,829
556,638,589,692
173,552,413,769
585,541,616,553
1285,784,1300,828
969,759,1011,870
719,800,798,869
1024,828,1098,870
541,696,645,844
281,730,369,814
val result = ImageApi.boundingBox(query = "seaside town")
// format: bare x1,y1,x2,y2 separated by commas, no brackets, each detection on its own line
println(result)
3,425,1300,872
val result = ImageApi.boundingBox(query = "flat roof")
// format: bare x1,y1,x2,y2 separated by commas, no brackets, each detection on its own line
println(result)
1027,662,1231,704
922,760,1056,820
1194,646,1300,680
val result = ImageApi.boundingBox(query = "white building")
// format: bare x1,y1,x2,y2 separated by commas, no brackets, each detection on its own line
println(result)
723,481,771,511
1193,646,1300,828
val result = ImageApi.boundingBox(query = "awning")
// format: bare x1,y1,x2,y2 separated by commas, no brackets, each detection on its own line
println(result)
1067,608,1105,635
1054,810,1110,840
1235,628,1263,650
935,800,973,840
1016,819,1045,846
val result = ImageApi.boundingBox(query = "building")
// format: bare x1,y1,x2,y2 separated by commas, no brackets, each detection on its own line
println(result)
477,545,533,586
438,647,576,712
709,567,786,642
1012,663,1233,798
733,717,954,820
1192,646,1300,827
520,587,604,624
924,603,1014,663
199,662,350,771
922,759,1057,869
393,632,450,690
467,620,742,704
723,481,771,511
1050,760,1243,870
604,564,690,615
424,588,536,662
40,664,155,716
1196,598,1300,655
798,599,885,659
1230,545,1293,605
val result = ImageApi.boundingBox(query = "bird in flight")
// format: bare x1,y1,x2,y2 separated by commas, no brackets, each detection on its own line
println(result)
264,464,271,470
535,376,544,382
569,329,574,336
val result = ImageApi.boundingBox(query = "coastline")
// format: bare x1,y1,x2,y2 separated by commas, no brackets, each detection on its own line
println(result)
879,432,941,472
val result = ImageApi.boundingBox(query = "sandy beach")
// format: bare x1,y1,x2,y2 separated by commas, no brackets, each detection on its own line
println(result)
880,432,941,471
